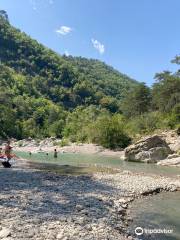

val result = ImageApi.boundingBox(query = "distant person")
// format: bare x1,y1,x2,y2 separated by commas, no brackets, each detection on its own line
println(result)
54,149,58,158
4,140,12,161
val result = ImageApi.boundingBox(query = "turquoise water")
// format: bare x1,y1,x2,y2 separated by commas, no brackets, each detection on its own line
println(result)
15,151,180,177
128,191,180,240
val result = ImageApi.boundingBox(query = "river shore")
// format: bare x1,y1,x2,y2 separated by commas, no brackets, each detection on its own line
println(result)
0,160,180,240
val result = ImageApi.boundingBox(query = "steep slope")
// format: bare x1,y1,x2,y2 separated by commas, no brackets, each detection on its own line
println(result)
63,56,138,100
0,15,140,139
0,17,138,110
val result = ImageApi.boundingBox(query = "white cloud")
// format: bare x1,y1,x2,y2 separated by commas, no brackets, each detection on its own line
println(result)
64,50,70,56
30,0,37,10
56,26,73,36
29,0,54,10
91,38,105,54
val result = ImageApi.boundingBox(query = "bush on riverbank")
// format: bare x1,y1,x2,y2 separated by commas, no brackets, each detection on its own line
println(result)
88,114,131,149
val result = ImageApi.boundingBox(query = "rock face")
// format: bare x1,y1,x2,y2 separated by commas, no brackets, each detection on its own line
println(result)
157,157,180,167
125,135,172,163
157,155,180,167
160,130,180,153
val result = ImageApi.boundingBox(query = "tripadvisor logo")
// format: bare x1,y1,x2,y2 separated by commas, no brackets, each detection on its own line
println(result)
135,227,143,236
135,226,173,236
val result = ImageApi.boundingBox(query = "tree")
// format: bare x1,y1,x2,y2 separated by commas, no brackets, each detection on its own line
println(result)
89,114,131,149
121,83,151,117
152,58,180,112
0,10,9,22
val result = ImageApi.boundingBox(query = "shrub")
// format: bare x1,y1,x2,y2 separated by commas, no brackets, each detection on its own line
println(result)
60,138,69,147
126,112,166,136
88,114,131,149
166,104,180,129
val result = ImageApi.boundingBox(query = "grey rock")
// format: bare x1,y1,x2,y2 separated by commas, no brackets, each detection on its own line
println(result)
75,204,84,211
56,231,65,239
0,228,11,238
125,135,172,162
167,154,179,159
157,157,180,167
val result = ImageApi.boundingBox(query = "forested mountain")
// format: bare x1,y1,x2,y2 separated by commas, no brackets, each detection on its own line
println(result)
0,16,137,111
0,12,179,148
0,13,138,140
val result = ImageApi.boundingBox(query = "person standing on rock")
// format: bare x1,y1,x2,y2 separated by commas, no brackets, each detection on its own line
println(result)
54,149,58,158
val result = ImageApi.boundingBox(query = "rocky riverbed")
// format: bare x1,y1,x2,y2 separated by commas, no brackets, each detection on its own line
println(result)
0,162,180,240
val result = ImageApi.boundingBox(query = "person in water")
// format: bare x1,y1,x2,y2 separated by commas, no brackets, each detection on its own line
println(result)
4,141,12,161
54,149,58,158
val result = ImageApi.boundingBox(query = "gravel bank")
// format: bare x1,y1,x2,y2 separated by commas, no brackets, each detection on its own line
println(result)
0,165,180,240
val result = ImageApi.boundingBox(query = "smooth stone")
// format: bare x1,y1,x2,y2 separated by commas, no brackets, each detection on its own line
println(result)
0,228,11,238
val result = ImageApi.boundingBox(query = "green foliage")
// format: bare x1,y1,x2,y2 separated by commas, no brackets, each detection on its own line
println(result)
0,18,139,141
152,71,180,112
60,138,69,147
0,18,138,113
126,112,165,136
64,56,138,101
0,10,9,22
0,14,179,150
63,106,109,142
88,114,131,149
164,104,180,129
121,82,152,117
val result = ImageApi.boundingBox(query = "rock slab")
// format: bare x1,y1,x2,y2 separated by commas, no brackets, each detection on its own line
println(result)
125,135,172,163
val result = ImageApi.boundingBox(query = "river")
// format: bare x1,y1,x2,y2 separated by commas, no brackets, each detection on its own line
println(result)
16,151,180,177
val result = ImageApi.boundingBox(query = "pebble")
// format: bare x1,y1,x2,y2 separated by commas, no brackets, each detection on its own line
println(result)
0,167,179,240
0,228,11,238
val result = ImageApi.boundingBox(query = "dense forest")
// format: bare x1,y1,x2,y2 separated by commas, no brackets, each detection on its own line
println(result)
0,11,180,148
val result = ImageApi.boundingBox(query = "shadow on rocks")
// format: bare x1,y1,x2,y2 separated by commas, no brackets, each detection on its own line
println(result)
0,167,127,233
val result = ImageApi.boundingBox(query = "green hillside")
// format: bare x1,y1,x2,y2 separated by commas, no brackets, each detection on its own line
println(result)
0,16,138,111
0,12,179,148
0,14,138,140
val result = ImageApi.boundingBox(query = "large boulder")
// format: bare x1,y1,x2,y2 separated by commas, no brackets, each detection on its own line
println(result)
125,135,172,163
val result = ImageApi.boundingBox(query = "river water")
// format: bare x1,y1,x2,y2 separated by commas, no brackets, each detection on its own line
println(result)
128,192,180,240
16,152,180,240
16,151,180,177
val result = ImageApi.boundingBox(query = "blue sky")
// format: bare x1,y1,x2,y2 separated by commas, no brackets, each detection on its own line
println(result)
0,0,179,85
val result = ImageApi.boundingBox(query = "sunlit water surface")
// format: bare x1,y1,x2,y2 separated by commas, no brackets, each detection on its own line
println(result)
16,151,180,177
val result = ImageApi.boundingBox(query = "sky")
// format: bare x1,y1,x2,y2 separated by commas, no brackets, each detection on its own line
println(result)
0,0,180,85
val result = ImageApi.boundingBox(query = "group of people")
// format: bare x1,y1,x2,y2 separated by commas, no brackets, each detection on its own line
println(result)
29,148,58,158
